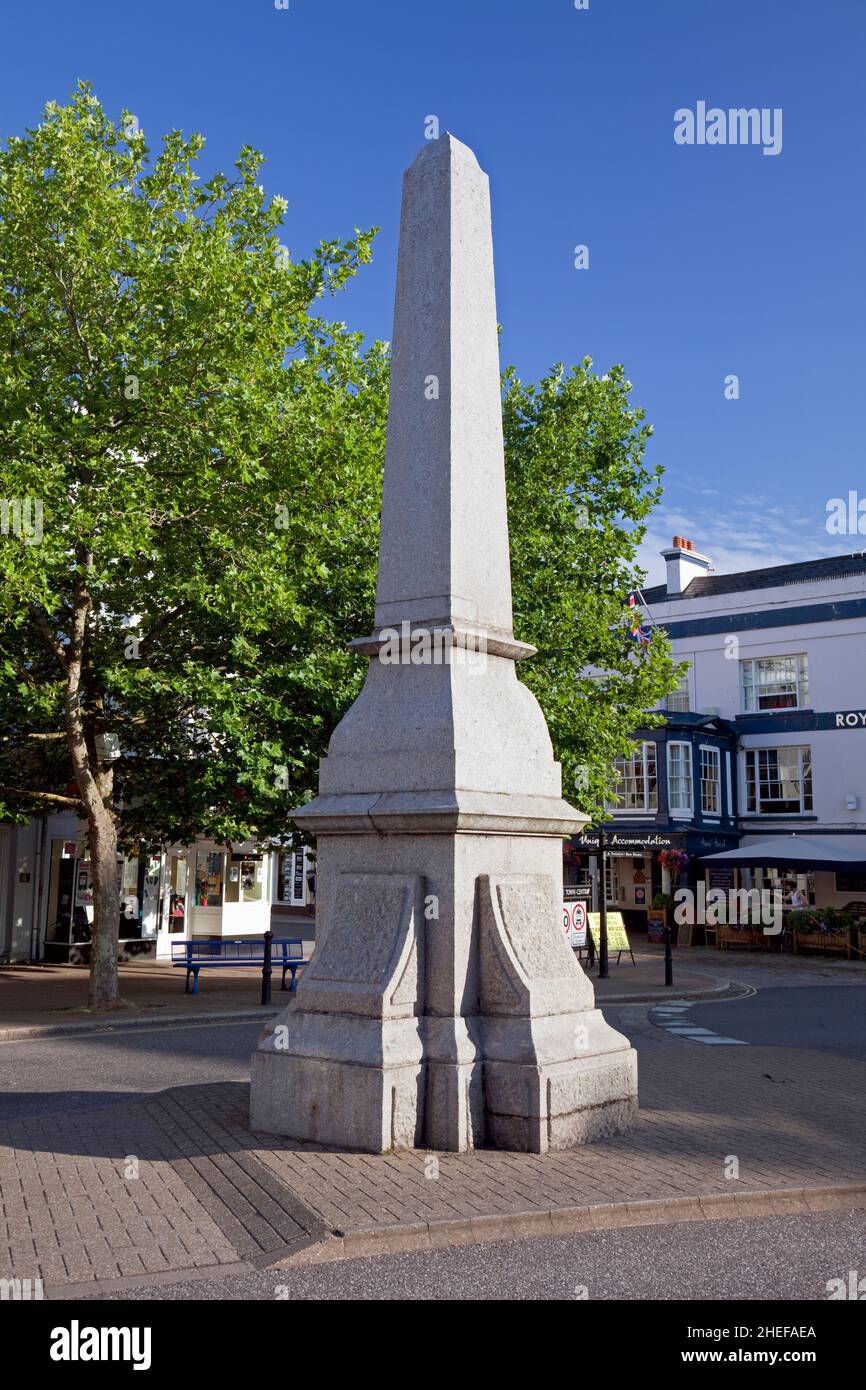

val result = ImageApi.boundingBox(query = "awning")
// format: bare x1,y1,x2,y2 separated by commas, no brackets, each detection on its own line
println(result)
700,834,866,872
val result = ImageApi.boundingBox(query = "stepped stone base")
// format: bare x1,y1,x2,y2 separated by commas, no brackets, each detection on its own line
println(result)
250,845,638,1154
250,1049,426,1152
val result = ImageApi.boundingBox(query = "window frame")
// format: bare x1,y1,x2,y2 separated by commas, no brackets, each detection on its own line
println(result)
667,740,694,817
665,670,691,713
699,744,722,817
609,740,658,815
744,745,814,816
740,653,809,713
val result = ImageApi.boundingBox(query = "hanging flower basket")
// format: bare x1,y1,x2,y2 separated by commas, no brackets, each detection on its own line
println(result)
659,848,689,878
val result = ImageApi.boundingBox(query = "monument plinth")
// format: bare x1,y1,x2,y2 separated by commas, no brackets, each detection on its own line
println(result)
250,134,638,1152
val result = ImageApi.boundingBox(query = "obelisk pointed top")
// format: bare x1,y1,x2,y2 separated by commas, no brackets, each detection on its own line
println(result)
371,123,520,645
409,132,481,169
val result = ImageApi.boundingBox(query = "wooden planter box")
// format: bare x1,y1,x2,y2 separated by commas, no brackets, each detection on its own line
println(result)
792,931,850,957
716,925,763,950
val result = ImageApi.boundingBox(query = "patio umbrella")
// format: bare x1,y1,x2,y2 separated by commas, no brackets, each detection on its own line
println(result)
700,834,866,872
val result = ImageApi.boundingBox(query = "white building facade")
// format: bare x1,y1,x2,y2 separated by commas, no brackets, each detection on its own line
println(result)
647,540,866,910
569,540,866,930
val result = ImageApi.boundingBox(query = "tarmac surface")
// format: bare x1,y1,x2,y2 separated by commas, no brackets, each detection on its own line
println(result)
100,1208,866,1301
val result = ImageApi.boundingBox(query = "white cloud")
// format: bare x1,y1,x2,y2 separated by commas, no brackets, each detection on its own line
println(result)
636,495,860,588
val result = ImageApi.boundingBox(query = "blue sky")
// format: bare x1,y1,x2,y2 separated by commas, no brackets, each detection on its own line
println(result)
3,0,864,583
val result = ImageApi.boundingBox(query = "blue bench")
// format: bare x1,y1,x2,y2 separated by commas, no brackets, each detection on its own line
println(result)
171,939,305,995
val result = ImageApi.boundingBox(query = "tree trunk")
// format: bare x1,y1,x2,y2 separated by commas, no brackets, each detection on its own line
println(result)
61,568,123,1010
87,801,121,1008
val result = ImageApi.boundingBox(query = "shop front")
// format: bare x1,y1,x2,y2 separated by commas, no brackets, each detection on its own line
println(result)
169,842,272,946
700,833,866,954
42,836,162,964
567,827,741,939
37,828,275,962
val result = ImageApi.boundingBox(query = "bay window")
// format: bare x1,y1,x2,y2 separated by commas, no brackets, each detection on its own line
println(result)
610,741,658,812
667,741,693,815
700,746,721,816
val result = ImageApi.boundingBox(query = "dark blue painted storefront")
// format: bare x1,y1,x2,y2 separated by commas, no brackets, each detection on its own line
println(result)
567,713,741,934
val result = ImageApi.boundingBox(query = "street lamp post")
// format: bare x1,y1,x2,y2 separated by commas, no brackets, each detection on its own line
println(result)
598,828,609,979
663,923,673,986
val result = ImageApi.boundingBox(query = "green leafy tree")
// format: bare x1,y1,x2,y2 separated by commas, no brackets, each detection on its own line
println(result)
503,361,681,820
0,85,383,1006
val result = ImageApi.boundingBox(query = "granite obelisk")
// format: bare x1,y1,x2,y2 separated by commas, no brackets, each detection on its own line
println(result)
250,134,638,1152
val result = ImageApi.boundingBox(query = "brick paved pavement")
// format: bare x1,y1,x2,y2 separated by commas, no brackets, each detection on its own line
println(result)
2,1007,865,1293
255,1034,866,1233
0,1085,326,1290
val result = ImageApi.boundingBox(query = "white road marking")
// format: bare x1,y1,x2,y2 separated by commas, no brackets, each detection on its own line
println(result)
652,1007,748,1046
695,1036,748,1045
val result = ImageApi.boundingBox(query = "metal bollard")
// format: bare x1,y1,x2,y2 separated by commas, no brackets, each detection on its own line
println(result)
261,930,273,1006
663,924,673,987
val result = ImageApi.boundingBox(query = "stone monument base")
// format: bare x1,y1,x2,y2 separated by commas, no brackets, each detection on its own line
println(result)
483,1045,639,1152
250,835,638,1154
250,1026,637,1154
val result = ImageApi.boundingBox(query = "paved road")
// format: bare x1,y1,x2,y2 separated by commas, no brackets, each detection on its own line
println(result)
0,1018,265,1121
0,996,726,1123
3,983,865,1122
651,986,866,1055
101,1209,866,1301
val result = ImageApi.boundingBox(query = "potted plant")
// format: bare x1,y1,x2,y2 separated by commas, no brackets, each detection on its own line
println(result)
647,891,673,942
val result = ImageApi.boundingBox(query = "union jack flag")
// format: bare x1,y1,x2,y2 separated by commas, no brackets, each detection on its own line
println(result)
628,592,652,647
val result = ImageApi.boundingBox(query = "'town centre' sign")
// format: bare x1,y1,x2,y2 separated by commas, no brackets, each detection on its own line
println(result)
563,884,590,949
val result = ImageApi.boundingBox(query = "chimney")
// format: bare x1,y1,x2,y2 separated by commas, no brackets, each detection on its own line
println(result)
661,535,712,596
